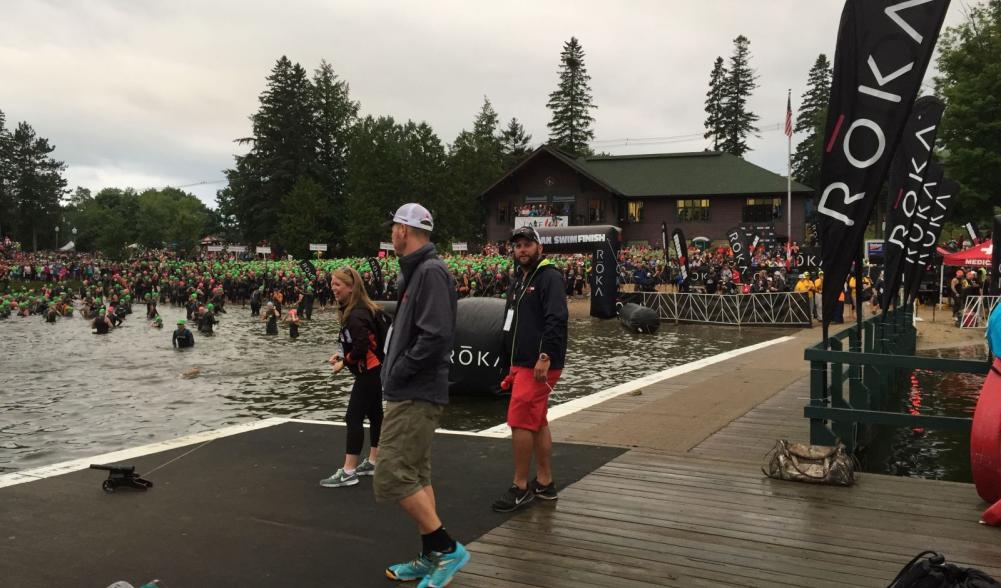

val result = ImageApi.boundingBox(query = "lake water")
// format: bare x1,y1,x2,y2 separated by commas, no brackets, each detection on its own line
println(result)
0,305,786,473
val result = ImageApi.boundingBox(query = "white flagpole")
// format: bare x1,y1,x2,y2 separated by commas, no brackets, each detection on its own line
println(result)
786,89,792,266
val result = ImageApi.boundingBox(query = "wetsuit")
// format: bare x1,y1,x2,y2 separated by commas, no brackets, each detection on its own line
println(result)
250,289,262,316
266,309,278,335
172,328,194,348
93,317,109,335
289,320,299,338
199,311,217,335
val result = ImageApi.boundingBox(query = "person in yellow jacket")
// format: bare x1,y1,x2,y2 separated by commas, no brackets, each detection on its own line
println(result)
795,273,814,293
812,271,824,320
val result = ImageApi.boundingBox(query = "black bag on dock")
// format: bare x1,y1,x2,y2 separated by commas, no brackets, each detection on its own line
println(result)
888,551,1001,587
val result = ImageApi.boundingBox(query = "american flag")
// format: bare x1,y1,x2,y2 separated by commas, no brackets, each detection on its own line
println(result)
784,90,793,138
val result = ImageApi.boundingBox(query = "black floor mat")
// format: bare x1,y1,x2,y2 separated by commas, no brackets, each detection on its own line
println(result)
0,421,623,587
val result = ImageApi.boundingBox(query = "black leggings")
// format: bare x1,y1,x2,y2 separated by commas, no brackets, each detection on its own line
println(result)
345,367,384,456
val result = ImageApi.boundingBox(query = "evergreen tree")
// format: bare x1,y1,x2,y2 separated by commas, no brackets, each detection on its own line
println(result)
546,37,597,156
342,116,409,254
276,177,331,258
224,56,317,244
934,0,1001,221
500,117,533,170
9,122,67,250
444,99,506,243
0,109,12,238
703,57,728,151
312,60,359,252
792,54,832,190
720,35,759,158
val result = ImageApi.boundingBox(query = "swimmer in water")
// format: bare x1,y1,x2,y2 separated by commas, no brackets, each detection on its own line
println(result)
152,315,164,329
93,308,113,334
172,319,195,349
199,303,218,335
284,308,301,338
262,301,279,335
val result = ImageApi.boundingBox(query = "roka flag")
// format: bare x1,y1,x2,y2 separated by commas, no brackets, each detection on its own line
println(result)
727,226,753,282
880,95,945,313
992,215,1001,295
661,222,669,267
367,257,384,299
898,162,944,299
965,222,980,244
671,228,689,285
816,0,950,324
904,176,959,304
298,259,317,281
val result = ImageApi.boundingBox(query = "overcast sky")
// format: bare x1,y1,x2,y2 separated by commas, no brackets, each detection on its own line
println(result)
0,0,974,207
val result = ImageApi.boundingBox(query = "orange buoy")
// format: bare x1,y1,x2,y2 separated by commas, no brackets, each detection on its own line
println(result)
971,358,1001,503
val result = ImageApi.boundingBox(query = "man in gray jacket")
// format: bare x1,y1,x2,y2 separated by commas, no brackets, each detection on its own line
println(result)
376,203,468,588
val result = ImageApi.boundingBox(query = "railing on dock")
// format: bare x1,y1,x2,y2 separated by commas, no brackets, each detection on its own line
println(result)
804,304,990,453
621,291,812,327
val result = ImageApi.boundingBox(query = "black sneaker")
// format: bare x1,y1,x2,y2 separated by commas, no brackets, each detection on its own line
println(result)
531,478,558,500
491,484,534,512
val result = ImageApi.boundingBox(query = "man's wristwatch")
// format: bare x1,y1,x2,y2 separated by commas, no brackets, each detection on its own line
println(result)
539,353,550,361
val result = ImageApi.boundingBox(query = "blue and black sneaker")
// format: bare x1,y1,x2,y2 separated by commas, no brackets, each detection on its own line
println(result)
419,542,470,588
386,553,433,582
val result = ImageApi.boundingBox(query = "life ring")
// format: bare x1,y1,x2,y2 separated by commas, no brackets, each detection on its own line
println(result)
971,358,1001,503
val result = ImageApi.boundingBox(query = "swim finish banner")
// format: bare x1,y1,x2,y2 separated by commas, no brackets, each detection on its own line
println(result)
817,0,950,324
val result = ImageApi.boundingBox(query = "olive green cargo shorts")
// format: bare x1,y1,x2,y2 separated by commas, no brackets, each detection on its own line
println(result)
373,399,444,503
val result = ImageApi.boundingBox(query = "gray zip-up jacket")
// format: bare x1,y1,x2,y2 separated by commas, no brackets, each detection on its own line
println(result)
381,243,457,404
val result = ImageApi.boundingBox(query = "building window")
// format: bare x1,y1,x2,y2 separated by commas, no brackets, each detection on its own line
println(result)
742,197,782,222
588,199,605,223
497,202,509,223
627,201,644,223
676,198,710,222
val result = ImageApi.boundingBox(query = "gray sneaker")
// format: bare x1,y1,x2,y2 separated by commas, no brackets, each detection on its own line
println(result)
320,468,359,487
355,458,376,477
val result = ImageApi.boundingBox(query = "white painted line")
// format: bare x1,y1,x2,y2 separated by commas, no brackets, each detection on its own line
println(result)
477,335,796,437
0,417,289,489
284,418,505,438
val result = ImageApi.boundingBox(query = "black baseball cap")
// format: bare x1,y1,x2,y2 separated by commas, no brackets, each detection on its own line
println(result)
510,226,541,243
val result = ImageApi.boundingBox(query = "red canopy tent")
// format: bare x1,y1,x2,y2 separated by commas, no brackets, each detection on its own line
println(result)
943,240,993,268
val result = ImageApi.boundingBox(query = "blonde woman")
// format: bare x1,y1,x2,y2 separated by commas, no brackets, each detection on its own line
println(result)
321,266,385,488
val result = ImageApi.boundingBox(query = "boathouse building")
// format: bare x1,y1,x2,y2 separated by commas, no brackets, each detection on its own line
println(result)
481,146,814,247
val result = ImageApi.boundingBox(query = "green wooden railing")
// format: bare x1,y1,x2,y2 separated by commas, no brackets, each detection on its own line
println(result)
804,305,989,453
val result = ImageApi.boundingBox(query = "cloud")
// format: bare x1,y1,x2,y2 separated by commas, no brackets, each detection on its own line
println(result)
0,0,973,207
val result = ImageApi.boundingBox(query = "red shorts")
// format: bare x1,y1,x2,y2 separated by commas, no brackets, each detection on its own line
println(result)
507,366,562,432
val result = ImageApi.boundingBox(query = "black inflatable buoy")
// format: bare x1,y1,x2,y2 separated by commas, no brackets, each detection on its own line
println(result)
618,302,660,334
376,298,509,396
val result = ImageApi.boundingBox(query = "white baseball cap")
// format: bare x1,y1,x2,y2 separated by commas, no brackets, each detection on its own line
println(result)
385,203,434,231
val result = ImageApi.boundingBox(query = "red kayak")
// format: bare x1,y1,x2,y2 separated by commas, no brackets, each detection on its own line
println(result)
971,358,1001,504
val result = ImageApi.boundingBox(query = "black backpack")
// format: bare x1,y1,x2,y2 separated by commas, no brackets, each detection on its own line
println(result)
371,308,392,361
888,551,1000,587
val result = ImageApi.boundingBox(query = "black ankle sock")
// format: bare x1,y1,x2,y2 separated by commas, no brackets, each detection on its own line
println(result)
421,526,456,555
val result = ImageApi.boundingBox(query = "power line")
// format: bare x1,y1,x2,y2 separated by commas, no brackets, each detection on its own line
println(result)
171,179,228,188
594,121,783,149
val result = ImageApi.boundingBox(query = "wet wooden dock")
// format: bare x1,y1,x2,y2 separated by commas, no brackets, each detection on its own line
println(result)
455,351,1001,587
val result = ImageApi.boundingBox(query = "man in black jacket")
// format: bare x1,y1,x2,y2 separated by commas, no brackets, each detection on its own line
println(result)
493,226,569,513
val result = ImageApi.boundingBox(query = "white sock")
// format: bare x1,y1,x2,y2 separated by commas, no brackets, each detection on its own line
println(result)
343,468,356,475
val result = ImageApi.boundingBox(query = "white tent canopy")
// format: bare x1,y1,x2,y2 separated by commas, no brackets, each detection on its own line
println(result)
58,241,75,251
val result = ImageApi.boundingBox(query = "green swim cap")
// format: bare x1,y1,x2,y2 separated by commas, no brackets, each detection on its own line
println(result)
177,319,186,325
207,303,214,310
